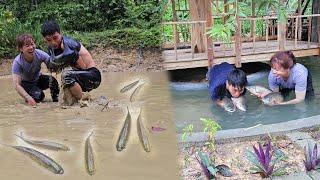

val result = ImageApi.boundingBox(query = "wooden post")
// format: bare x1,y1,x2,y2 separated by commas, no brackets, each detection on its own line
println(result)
278,0,286,51
253,19,256,53
188,0,206,53
235,12,242,67
171,0,180,45
298,0,302,40
223,0,228,24
205,0,214,67
308,16,311,48
295,17,298,49
266,19,269,48
250,0,256,38
173,24,178,60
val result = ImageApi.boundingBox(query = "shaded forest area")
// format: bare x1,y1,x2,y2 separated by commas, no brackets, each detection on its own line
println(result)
0,0,166,59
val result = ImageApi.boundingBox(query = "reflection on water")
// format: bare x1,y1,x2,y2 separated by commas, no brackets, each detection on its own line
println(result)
0,72,179,179
171,56,320,133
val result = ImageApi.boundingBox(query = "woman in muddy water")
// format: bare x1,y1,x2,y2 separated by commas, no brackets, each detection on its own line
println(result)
261,50,314,105
208,62,248,112
41,20,101,103
12,34,60,106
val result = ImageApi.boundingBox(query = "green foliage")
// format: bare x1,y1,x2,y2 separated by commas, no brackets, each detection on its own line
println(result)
182,118,221,151
201,118,221,150
197,151,218,179
182,124,193,142
0,8,44,58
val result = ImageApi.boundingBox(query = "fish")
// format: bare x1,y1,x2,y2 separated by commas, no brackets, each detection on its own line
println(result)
231,96,247,111
245,85,272,97
137,109,151,152
85,131,95,176
120,79,140,93
261,92,284,106
0,143,64,174
221,97,236,112
14,132,70,151
130,82,145,102
116,107,131,151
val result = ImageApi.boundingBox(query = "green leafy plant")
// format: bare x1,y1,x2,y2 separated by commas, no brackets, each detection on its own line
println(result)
182,124,193,142
201,118,221,151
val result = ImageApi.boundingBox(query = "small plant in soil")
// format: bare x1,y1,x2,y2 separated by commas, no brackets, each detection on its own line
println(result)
304,143,320,172
201,118,221,151
246,140,286,178
197,151,233,179
182,124,193,142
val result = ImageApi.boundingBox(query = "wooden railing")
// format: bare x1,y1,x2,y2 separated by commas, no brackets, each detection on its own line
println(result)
162,14,320,63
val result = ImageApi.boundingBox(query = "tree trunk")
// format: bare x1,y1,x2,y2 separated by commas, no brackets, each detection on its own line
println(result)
188,0,206,53
311,0,320,42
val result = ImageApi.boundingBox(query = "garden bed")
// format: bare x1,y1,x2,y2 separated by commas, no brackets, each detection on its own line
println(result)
179,135,305,179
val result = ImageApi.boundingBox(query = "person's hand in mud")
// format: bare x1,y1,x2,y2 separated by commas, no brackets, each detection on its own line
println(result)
26,96,36,106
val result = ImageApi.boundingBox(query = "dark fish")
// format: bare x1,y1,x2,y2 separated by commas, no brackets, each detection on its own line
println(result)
120,80,140,93
137,109,150,152
130,83,145,102
14,132,70,151
85,131,95,175
261,92,284,106
1,143,64,174
216,164,233,177
116,107,131,151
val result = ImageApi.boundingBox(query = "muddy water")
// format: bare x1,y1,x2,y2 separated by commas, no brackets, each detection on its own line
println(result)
0,72,179,179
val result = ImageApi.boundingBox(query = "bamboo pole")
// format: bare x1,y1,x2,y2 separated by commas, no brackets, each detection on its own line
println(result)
298,0,302,40
308,16,311,48
173,24,178,60
171,0,180,44
266,19,269,48
235,14,242,67
191,23,195,59
295,17,298,49
205,0,214,67
251,0,256,38
253,19,256,53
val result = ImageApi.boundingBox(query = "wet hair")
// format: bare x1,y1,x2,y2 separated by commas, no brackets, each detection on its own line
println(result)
270,51,296,69
227,69,247,89
16,34,35,49
41,20,60,37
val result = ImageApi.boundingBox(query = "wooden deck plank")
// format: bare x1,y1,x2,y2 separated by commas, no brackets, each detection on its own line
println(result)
164,47,320,70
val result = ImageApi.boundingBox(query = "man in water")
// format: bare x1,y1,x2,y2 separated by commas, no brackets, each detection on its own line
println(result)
41,20,101,102
12,34,59,106
208,62,248,111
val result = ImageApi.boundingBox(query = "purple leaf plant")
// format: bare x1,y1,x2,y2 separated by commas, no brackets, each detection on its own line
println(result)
246,140,286,178
304,143,320,171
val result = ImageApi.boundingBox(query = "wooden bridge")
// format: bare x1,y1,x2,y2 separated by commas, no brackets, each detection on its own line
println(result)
162,0,320,70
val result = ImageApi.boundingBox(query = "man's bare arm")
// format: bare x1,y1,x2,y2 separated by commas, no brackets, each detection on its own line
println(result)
278,91,305,105
77,44,95,69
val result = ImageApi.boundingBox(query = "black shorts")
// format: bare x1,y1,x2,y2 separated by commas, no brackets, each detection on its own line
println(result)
62,67,101,92
21,74,60,102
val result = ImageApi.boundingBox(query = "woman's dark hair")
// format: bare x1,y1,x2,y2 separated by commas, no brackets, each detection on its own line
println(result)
16,34,35,49
41,20,60,37
270,51,296,69
227,69,247,88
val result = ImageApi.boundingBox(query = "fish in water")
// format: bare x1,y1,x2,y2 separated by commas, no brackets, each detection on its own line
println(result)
120,79,140,93
130,82,145,102
261,92,284,106
14,132,70,151
231,96,247,111
116,107,131,151
221,97,236,112
245,85,272,97
85,131,95,175
137,109,151,152
1,143,64,174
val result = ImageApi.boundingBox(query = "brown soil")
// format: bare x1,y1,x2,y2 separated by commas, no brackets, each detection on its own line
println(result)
0,46,164,76
179,136,305,180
